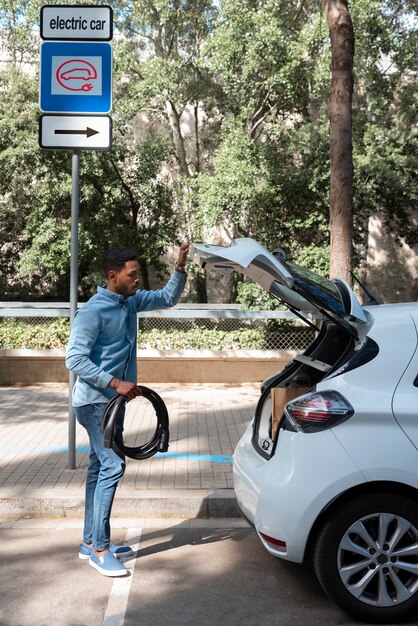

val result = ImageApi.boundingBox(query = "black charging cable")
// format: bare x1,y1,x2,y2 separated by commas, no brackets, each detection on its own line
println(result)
102,385,169,460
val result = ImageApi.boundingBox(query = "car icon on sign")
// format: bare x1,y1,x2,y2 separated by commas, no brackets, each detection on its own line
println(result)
56,59,98,92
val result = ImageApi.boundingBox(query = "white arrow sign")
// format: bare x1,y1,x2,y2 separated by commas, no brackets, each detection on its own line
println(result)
39,115,112,150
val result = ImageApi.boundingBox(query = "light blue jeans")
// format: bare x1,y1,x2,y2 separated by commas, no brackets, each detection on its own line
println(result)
74,403,126,552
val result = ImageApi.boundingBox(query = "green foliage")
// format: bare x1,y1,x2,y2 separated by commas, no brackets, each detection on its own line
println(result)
0,318,70,349
0,60,179,297
75,137,180,292
349,0,418,249
0,318,304,351
196,123,272,235
138,325,266,349
0,0,417,302
138,320,310,349
195,119,330,252
112,0,221,168
0,68,73,298
205,0,321,125
235,281,282,311
0,0,41,65
292,244,330,278
354,124,418,248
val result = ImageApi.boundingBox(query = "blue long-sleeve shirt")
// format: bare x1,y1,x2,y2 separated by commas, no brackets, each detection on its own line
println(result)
66,271,186,406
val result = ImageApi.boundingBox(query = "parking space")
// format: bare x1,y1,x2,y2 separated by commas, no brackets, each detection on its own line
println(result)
0,519,375,626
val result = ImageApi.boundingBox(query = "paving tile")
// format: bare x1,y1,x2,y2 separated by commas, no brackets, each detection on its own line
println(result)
13,518,61,529
0,384,259,511
0,518,19,528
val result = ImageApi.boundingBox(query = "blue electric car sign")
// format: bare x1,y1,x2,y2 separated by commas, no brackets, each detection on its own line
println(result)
40,41,112,114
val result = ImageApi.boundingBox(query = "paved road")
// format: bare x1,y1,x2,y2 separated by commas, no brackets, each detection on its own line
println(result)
0,518,398,626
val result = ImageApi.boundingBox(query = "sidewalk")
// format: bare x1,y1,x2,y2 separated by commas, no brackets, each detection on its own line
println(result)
0,383,260,519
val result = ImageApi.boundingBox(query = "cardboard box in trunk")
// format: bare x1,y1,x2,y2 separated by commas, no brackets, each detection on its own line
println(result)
271,386,310,439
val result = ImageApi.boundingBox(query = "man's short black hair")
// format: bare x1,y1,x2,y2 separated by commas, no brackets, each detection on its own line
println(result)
104,248,137,275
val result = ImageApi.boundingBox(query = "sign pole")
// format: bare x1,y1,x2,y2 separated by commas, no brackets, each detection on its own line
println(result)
68,150,80,469
38,5,113,469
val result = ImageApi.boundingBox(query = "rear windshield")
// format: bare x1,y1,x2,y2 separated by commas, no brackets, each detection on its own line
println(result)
283,261,346,316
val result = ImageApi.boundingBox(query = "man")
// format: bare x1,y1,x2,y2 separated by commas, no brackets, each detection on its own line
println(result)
66,244,189,577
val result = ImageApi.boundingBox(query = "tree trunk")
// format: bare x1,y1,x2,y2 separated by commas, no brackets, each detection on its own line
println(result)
194,103,201,174
165,100,191,177
322,0,354,283
194,270,208,303
153,28,207,299
139,258,150,290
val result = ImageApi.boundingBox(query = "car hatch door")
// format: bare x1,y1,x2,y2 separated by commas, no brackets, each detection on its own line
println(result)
192,238,372,338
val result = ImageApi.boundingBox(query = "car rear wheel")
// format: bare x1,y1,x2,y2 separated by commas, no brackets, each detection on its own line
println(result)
314,493,418,623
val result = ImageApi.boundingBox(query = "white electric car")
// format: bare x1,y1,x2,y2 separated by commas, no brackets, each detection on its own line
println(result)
192,238,418,624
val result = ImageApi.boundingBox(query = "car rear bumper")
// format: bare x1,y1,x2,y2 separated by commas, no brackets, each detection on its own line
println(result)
233,424,367,563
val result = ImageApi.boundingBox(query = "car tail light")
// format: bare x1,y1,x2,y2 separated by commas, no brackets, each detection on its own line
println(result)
259,532,287,551
285,390,354,433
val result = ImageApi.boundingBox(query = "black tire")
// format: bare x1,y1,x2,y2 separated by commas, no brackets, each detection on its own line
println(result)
313,492,418,623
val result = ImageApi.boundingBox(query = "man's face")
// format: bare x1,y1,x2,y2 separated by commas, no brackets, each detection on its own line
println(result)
110,260,140,297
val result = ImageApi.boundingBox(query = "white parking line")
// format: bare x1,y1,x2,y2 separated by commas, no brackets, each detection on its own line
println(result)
102,528,142,626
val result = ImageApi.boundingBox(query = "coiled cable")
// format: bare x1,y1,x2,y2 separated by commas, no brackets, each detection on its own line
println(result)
102,385,169,460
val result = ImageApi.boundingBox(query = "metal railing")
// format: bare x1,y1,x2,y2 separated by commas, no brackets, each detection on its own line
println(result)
0,302,318,351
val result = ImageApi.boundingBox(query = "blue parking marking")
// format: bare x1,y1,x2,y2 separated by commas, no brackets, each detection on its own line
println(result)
0,445,232,464
156,452,233,464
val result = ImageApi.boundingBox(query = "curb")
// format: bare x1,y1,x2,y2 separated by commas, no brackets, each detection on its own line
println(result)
0,488,239,519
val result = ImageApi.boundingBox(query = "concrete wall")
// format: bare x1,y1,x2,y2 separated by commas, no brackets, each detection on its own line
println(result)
365,213,418,303
0,349,296,385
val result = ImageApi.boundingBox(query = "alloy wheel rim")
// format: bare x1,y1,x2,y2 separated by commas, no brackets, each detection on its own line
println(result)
337,511,418,607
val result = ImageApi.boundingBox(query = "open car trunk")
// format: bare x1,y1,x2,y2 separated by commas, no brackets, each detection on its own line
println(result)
192,238,375,459
253,319,358,458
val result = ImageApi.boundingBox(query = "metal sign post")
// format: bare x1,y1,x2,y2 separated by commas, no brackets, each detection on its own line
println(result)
39,5,113,469
68,151,80,469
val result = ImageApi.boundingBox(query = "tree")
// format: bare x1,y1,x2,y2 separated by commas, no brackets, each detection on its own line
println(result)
18,138,179,296
0,70,180,298
112,0,222,301
0,0,416,302
204,0,416,289
200,0,332,270
0,67,70,299
350,0,418,253
321,0,355,283
0,0,184,299
114,0,216,174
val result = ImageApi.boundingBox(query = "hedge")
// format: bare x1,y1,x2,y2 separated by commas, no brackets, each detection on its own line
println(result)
0,318,273,350
0,318,70,350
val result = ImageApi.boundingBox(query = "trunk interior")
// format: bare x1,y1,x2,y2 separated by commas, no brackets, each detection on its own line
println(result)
253,320,356,458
